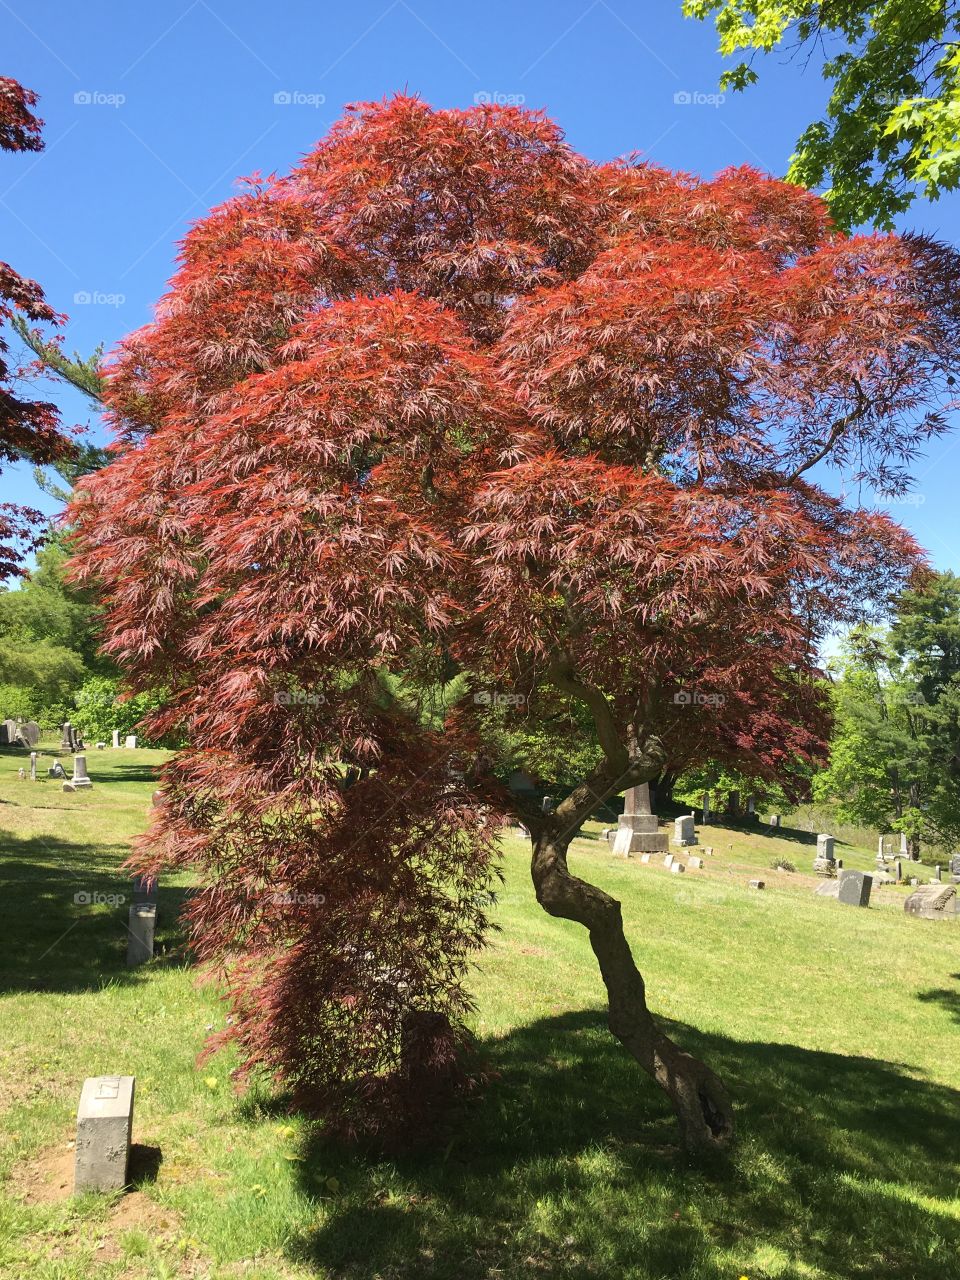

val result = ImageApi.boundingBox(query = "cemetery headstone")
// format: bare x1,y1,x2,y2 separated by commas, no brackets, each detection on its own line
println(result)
837,869,872,907
813,833,837,877
17,767,24,779
900,833,909,856
60,722,73,751
896,858,903,883
20,721,39,749
670,861,685,874
746,795,756,817
96,741,106,750
664,854,675,868
612,782,669,857
29,751,37,782
768,814,781,829
672,814,697,847
112,729,121,749
815,880,842,899
74,1075,135,1193
903,884,958,920
749,879,765,889
124,735,138,749
70,754,93,790
48,761,66,780
702,792,710,823
127,905,156,965
688,856,704,869
934,865,942,882
640,853,652,864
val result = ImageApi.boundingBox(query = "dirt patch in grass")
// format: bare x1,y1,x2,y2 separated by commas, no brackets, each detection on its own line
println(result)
15,1138,75,1203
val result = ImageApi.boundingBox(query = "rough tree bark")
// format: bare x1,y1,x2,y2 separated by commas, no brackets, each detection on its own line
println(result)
516,659,736,1154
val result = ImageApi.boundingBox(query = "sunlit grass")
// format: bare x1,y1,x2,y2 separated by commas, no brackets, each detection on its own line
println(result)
1,743,959,1278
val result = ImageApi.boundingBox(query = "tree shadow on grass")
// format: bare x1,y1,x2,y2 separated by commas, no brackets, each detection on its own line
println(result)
0,832,190,994
286,1010,960,1280
918,974,960,1024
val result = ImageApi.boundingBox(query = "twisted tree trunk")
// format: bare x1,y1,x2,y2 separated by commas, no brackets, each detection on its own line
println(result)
529,823,734,1153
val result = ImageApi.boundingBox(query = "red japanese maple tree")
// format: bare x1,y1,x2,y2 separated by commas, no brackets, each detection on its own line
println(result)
69,97,958,1151
0,76,75,575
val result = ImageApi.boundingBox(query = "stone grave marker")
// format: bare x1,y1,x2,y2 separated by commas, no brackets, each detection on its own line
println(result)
612,783,669,857
70,754,93,790
112,729,121,749
749,879,765,889
75,1075,135,1193
815,880,841,899
29,751,37,781
672,814,697,847
768,814,781,829
904,884,958,920
664,854,674,868
126,905,156,966
124,734,138,749
688,856,704,869
48,761,66,780
813,834,837,877
670,861,685,874
837,869,872,907
20,721,40,749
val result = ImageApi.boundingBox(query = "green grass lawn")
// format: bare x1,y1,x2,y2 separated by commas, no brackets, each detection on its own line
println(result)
1,742,959,1279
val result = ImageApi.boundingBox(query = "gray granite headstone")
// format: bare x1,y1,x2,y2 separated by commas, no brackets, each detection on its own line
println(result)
837,869,872,907
29,751,37,781
75,1075,135,1193
904,884,958,920
126,905,156,966
111,729,121,749
612,783,669,856
21,721,40,749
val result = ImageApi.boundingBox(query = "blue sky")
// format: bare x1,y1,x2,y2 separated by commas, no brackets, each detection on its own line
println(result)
2,0,959,573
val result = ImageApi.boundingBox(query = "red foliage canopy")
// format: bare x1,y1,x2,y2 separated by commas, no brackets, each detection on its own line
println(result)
0,76,73,575
69,96,958,1135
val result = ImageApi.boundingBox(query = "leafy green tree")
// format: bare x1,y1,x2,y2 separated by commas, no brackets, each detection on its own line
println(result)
815,572,960,856
0,535,107,670
685,0,960,228
72,675,169,745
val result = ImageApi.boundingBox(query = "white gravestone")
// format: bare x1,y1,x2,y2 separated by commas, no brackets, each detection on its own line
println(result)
112,729,121,749
124,735,137,750
672,814,697,847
